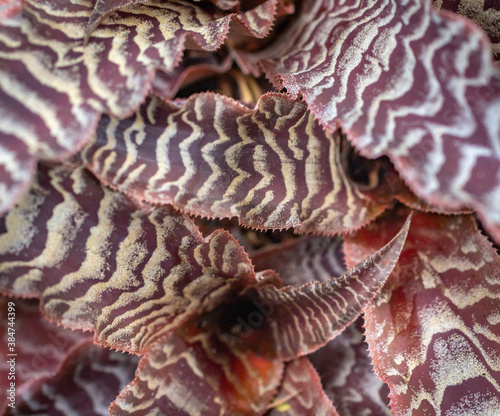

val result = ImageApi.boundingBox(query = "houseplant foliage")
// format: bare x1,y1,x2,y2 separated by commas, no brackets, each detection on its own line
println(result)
0,0,499,415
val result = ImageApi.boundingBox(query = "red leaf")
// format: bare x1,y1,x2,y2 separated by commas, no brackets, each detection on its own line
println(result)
344,209,500,416
197,215,410,360
82,93,391,234
110,331,284,415
240,0,500,243
267,357,338,416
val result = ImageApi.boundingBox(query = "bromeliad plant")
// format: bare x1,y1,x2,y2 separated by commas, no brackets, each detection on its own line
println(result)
0,0,499,415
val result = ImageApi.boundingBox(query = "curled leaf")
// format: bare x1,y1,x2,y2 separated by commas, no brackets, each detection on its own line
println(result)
250,217,391,415
198,215,411,360
81,93,390,234
344,209,500,416
241,0,500,243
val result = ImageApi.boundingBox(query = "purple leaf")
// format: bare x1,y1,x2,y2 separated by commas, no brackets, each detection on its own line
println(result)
0,163,256,354
239,0,500,243
309,317,391,416
81,93,392,234
2,340,138,416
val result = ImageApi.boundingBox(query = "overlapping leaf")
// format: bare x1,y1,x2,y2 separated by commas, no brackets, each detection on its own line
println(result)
0,163,256,353
239,0,500,243
81,93,396,234
0,163,412,414
250,222,392,416
86,0,287,41
0,0,286,215
110,215,409,415
436,0,500,60
110,331,284,415
267,357,338,416
194,215,410,361
0,298,89,410
3,340,138,416
252,235,345,286
344,209,500,416
309,317,392,416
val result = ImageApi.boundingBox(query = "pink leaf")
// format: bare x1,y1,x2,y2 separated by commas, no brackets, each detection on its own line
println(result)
344,209,500,416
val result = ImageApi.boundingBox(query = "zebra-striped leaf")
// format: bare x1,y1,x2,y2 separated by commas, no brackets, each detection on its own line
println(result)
0,0,272,215
0,163,256,354
250,224,392,415
267,357,338,416
109,214,409,415
194,215,410,361
240,0,500,243
81,93,393,234
435,0,500,60
110,331,283,415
